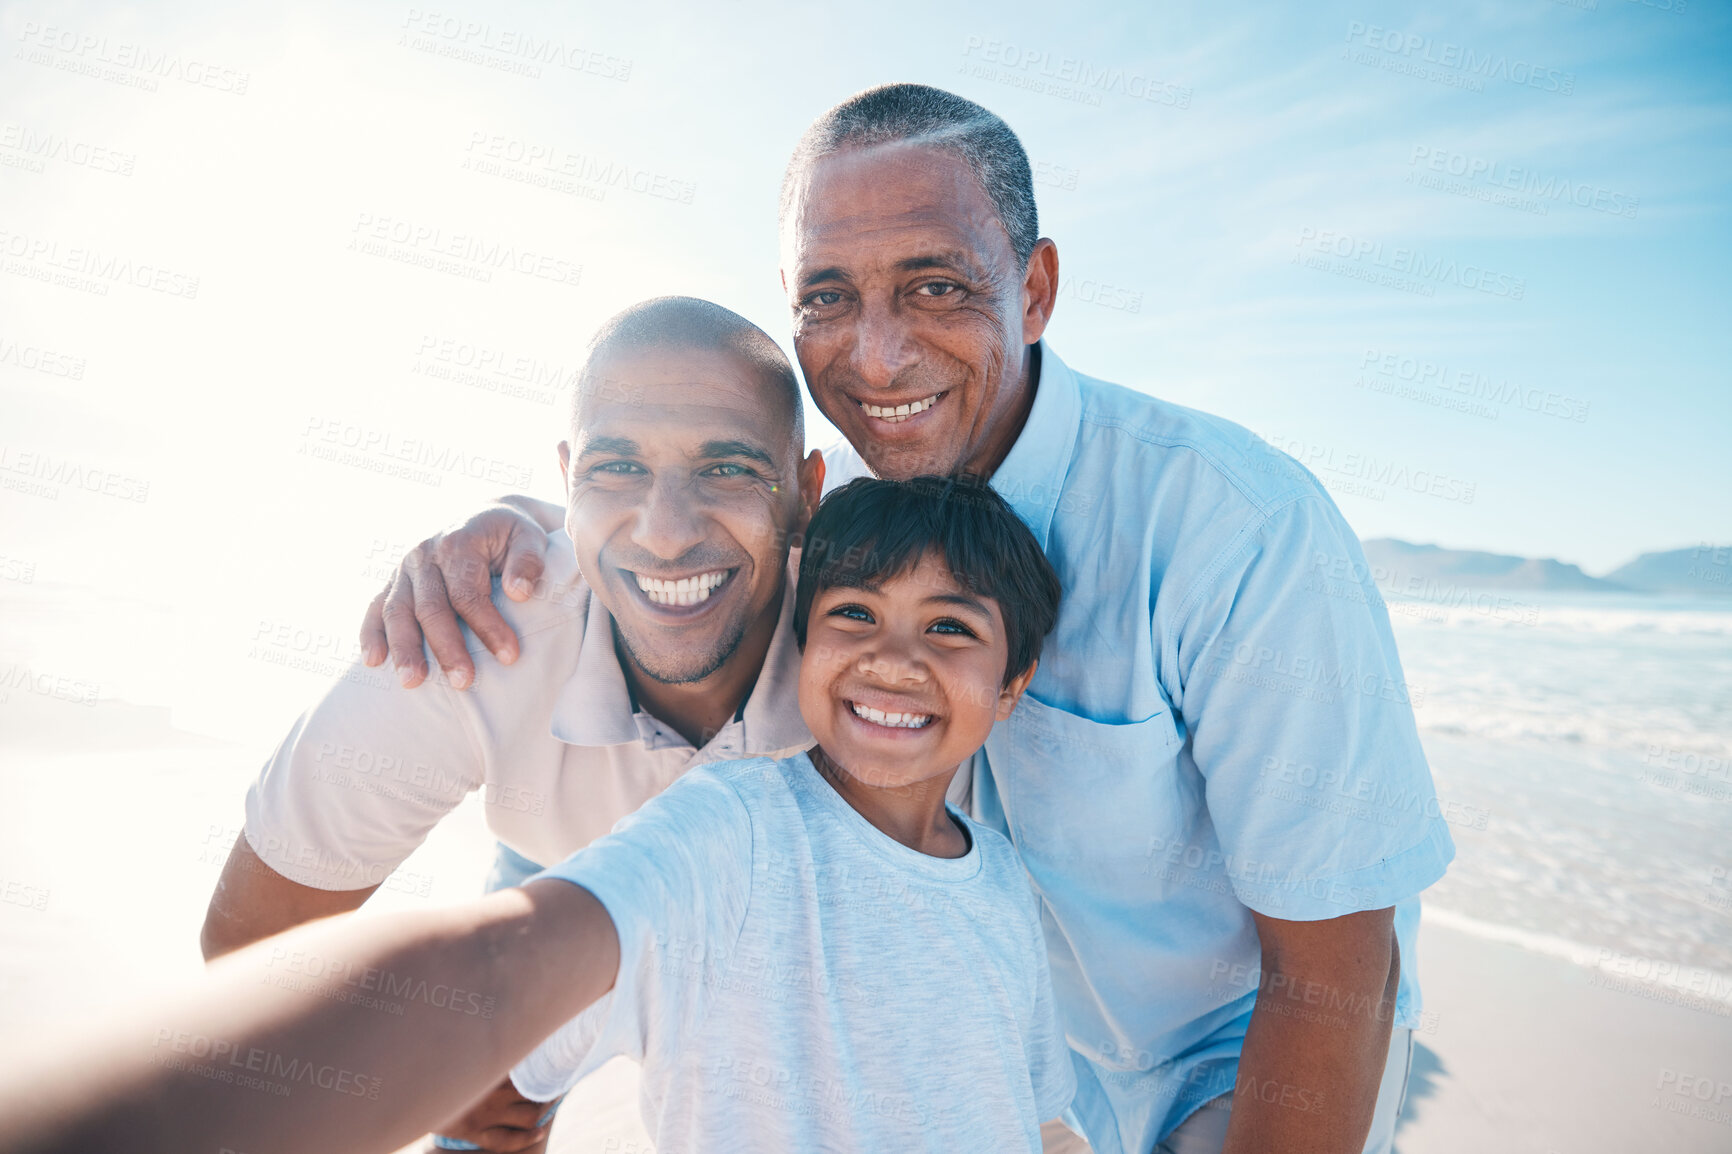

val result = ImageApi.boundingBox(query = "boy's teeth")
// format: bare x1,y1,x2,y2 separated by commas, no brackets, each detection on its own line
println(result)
850,701,933,729
859,394,940,423
634,570,728,607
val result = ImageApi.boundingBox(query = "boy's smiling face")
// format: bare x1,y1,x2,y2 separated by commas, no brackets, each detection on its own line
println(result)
798,550,1035,792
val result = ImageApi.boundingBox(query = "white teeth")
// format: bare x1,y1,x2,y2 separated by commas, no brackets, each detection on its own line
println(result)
634,570,729,607
850,701,933,729
859,394,940,423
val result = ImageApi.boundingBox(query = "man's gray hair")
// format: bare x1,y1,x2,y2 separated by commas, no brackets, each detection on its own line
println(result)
780,84,1038,268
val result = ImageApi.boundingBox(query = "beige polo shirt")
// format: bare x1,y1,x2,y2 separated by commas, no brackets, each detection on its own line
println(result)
243,530,815,890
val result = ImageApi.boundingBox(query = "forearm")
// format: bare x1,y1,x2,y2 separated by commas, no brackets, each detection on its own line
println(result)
3,880,617,1154
1221,914,1399,1154
496,494,565,533
199,834,375,961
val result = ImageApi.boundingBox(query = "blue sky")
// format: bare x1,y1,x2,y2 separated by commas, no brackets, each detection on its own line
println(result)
1,0,1727,731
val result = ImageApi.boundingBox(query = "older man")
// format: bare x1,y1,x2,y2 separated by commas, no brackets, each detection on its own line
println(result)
372,86,1453,1154
201,297,828,1151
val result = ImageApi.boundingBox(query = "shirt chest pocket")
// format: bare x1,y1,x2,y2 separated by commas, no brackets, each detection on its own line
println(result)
984,694,1189,887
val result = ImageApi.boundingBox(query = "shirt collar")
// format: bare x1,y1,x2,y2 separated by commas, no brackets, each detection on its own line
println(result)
550,563,811,757
734,562,813,754
989,341,1082,550
550,587,641,748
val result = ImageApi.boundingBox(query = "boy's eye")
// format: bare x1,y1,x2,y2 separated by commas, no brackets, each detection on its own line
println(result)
827,603,874,624
928,617,978,638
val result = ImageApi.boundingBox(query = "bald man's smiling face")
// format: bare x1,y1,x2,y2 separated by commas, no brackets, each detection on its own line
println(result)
781,141,1054,480
559,345,820,685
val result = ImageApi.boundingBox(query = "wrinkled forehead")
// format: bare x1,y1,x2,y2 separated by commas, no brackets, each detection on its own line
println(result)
781,142,1010,271
571,345,796,457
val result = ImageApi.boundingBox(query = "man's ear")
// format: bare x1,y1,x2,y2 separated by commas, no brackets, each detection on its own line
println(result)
996,658,1038,721
557,441,574,500
795,449,826,533
1021,238,1060,347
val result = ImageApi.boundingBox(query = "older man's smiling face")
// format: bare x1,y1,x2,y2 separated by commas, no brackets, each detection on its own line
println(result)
781,141,1057,480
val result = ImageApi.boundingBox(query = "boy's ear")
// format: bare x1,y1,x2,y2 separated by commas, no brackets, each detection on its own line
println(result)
995,659,1038,721
795,449,826,533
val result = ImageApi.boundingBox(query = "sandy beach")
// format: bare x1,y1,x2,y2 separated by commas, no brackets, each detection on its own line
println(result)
1393,918,1732,1154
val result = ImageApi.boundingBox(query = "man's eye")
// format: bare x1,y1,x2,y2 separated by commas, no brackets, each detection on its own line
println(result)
806,290,843,308
916,281,959,298
828,604,874,623
704,463,753,478
592,461,643,475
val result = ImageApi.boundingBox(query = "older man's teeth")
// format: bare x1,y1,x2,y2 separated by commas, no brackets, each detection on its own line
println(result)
635,570,728,607
859,394,940,423
850,702,933,729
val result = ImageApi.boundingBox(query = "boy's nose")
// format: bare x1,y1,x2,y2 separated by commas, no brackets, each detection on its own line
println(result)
855,644,926,685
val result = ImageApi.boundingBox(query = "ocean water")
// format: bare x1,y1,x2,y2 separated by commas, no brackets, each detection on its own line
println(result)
1384,591,1732,984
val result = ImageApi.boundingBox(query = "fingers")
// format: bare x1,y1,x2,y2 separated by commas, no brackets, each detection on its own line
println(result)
360,586,390,667
437,1082,555,1152
438,533,521,670
409,548,477,690
366,505,550,691
380,563,430,688
485,1096,554,1130
476,1124,552,1153
434,1121,550,1154
500,523,547,604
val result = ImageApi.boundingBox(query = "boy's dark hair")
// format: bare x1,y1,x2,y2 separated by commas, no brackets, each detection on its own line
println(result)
793,476,1062,686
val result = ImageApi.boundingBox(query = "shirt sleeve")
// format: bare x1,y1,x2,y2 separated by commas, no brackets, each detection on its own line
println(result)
1176,493,1455,920
243,666,482,891
510,767,755,1102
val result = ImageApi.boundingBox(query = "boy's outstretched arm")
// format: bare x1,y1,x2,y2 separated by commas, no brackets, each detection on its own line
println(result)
0,879,617,1154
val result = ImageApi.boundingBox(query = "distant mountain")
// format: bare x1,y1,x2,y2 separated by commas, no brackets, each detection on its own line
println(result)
1358,539,1732,596
1360,539,1625,593
1604,547,1732,597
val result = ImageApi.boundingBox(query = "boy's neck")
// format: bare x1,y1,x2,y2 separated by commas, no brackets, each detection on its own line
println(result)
808,745,971,859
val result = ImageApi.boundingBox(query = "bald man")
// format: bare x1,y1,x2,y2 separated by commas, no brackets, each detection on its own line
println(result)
199,296,838,1151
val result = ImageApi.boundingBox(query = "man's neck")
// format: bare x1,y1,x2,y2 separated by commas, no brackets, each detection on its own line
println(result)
618,588,783,750
809,746,970,859
962,342,1041,480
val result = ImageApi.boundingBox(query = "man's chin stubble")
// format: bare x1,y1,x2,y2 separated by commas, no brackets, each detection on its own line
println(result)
618,626,745,686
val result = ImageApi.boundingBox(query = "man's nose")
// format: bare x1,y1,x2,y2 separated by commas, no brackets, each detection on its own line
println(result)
631,473,707,560
849,298,920,390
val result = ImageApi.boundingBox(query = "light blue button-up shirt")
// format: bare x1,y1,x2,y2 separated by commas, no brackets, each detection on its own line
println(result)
825,344,1455,1154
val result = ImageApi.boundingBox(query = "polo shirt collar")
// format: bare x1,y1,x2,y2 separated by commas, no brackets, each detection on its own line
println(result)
990,341,1082,550
550,567,811,756
550,589,640,748
734,563,812,753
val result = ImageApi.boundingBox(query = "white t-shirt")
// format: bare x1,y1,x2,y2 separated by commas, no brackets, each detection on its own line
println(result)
512,753,1076,1153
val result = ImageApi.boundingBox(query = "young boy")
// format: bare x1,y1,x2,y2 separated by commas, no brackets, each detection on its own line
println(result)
0,475,1074,1154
